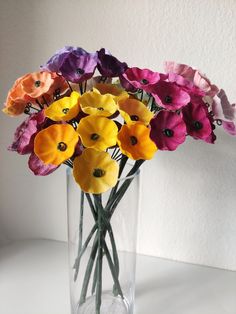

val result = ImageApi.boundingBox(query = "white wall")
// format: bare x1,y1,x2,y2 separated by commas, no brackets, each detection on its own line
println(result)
0,0,236,270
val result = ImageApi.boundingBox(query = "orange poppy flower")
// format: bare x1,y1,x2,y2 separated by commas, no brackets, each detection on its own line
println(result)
34,124,79,165
73,148,119,194
117,122,157,160
22,71,54,98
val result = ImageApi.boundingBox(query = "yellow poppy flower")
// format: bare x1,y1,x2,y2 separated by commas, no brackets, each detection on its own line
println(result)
79,91,118,116
34,124,79,166
77,115,118,151
45,91,80,121
117,122,157,160
73,148,119,194
94,83,129,103
118,98,153,125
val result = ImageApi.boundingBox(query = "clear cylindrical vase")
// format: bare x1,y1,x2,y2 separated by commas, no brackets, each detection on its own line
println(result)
67,165,140,314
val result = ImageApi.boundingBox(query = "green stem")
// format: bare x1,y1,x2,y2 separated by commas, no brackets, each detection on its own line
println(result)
96,195,103,313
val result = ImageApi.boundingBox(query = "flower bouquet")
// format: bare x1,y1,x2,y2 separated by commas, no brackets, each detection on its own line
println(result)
3,46,236,314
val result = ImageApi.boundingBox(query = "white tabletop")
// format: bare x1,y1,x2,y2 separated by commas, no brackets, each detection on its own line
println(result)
0,240,235,314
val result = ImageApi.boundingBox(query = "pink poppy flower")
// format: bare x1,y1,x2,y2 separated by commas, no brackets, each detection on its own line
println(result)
193,71,219,97
222,121,236,136
28,153,58,176
8,110,46,154
150,81,190,110
164,61,195,81
182,102,213,141
150,111,187,151
212,89,236,122
122,67,160,91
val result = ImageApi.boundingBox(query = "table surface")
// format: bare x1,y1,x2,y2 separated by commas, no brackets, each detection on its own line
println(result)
0,240,235,314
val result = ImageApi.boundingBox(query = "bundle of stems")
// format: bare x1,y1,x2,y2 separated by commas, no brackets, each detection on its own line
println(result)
73,156,144,314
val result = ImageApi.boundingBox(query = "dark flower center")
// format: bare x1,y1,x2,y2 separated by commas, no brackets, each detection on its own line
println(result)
62,108,70,114
97,107,104,111
130,115,139,121
76,68,85,75
130,136,138,145
35,80,41,88
193,121,203,130
93,168,105,178
165,95,173,103
54,88,61,99
57,142,67,151
90,133,100,141
163,129,174,137
140,79,149,85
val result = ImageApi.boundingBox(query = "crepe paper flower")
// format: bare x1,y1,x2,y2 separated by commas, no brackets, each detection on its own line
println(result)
150,111,187,151
28,153,59,176
8,110,46,154
34,124,79,166
60,52,98,83
222,121,236,136
164,61,196,81
119,74,138,93
97,48,128,77
77,115,118,151
182,102,213,141
47,74,70,100
150,81,191,110
118,98,154,125
2,100,28,116
122,67,160,92
212,89,236,122
41,46,88,72
21,71,54,99
165,61,219,97
117,123,157,160
79,91,118,116
45,91,80,121
73,148,119,194
94,83,129,103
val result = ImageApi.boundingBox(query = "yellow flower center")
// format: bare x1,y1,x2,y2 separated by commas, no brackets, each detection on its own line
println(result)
57,141,67,151
93,168,105,178
130,136,138,146
90,133,100,141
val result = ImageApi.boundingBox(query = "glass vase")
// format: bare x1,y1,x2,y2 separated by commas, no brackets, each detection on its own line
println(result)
67,164,140,314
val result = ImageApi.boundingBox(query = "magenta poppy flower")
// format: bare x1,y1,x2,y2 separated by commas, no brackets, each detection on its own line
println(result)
150,81,191,110
122,67,161,91
28,153,58,176
97,48,128,77
60,52,97,83
182,102,213,141
150,111,187,151
8,110,46,154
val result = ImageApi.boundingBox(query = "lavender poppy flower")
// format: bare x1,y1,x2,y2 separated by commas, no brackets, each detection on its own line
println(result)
150,111,187,151
97,48,128,77
41,46,87,72
60,51,98,83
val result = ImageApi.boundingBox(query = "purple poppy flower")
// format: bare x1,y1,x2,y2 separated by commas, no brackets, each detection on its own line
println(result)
28,153,58,176
41,46,88,72
150,111,187,151
59,51,97,83
222,121,236,136
122,67,161,92
119,74,138,93
182,102,213,141
8,110,45,155
97,48,128,77
149,81,191,110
